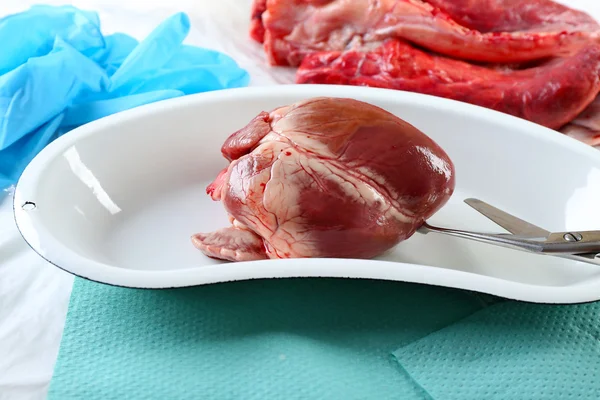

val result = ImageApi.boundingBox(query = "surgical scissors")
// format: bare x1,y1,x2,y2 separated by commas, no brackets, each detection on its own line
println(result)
418,198,600,266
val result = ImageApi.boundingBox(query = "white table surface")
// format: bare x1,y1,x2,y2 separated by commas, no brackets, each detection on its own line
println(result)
0,1,598,399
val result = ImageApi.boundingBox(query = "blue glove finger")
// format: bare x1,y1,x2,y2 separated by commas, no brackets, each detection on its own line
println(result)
61,89,184,128
109,12,190,90
87,33,139,76
112,65,249,96
165,45,241,69
0,37,108,150
0,5,104,75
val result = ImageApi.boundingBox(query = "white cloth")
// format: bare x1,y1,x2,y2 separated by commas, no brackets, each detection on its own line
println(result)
0,1,598,399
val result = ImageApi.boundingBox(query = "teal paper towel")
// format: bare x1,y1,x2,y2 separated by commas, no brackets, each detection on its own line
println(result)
393,301,600,400
48,278,494,400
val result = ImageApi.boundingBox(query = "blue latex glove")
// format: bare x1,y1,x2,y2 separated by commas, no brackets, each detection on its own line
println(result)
0,5,250,194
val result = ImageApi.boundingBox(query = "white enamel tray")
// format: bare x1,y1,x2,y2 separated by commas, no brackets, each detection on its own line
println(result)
13,85,600,303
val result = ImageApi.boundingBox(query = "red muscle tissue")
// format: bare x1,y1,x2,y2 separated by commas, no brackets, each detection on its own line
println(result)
192,98,455,261
250,0,600,146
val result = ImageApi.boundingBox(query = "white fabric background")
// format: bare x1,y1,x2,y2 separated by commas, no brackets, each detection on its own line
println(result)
0,1,598,399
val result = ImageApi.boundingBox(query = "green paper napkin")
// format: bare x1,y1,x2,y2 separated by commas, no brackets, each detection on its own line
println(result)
48,277,493,400
393,301,600,400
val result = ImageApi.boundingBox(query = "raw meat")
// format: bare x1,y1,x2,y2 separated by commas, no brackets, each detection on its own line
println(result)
560,97,600,147
423,0,599,33
250,0,600,147
192,97,455,261
250,0,268,43
252,0,599,67
297,40,600,130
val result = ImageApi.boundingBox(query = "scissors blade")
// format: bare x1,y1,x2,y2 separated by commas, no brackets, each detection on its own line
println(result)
464,198,550,237
465,198,600,265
